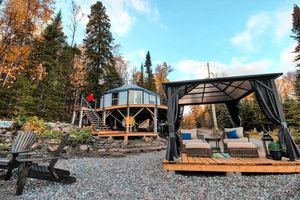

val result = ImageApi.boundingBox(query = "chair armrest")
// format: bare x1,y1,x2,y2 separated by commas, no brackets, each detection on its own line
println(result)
16,156,62,162
19,152,47,156
12,149,33,154
243,131,250,141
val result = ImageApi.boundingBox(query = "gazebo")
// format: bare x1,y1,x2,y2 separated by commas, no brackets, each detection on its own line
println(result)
162,73,300,173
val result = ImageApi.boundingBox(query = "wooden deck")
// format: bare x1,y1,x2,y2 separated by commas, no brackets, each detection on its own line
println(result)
163,153,300,173
95,104,167,111
93,130,158,140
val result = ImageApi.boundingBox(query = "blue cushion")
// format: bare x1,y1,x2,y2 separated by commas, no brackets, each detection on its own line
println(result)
226,130,239,139
181,133,192,140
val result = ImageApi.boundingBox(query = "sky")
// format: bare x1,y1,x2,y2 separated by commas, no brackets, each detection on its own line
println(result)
57,0,299,81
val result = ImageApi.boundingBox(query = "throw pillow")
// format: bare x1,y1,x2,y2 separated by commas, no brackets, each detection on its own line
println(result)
235,127,244,138
226,130,239,139
181,133,192,140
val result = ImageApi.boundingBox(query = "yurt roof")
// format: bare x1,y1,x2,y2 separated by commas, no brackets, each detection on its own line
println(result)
103,84,158,96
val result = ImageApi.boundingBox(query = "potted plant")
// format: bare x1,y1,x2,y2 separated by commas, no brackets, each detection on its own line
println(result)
268,141,282,160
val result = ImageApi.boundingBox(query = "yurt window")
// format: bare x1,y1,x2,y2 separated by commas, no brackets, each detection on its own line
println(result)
149,95,156,104
129,90,142,104
144,92,149,104
118,91,127,105
104,94,112,107
112,92,118,106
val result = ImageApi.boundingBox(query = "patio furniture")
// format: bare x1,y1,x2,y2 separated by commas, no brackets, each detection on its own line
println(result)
0,131,36,180
205,136,221,153
227,142,259,158
196,130,205,141
15,133,76,195
185,142,212,157
222,128,249,152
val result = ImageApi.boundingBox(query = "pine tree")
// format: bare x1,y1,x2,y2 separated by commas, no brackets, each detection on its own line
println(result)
84,1,122,97
292,4,300,99
144,51,156,92
31,11,73,121
137,62,144,87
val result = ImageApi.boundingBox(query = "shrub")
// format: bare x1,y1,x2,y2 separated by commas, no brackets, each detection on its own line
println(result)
13,115,28,130
268,141,281,151
22,116,46,134
41,129,63,140
70,128,93,145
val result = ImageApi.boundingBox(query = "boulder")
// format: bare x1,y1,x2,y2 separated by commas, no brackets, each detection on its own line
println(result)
52,127,61,132
32,142,43,150
47,145,59,152
79,145,88,151
47,122,57,129
61,126,71,133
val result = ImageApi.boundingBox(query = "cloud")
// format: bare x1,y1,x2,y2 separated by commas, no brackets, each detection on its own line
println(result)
173,40,298,82
275,9,292,41
230,8,293,52
175,57,274,81
124,49,146,73
73,0,159,37
230,12,271,52
279,43,297,70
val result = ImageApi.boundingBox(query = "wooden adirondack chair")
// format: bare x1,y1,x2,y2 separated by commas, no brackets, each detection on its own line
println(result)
16,133,76,195
0,131,36,180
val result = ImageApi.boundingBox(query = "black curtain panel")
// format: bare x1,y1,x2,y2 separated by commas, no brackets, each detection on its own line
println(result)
165,84,198,161
225,100,242,127
250,79,300,161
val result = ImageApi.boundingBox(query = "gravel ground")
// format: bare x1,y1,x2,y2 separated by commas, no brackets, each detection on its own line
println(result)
1,151,300,200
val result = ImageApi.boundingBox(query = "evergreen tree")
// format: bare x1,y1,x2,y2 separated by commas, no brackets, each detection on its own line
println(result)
84,1,122,97
144,51,156,92
292,4,300,99
31,11,73,121
137,62,144,87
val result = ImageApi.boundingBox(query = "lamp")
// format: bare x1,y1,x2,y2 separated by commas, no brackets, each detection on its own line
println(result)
261,131,274,158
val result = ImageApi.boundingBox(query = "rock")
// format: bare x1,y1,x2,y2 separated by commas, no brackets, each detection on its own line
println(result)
32,142,43,150
121,141,128,148
52,127,61,132
61,127,71,133
47,145,58,152
80,145,88,151
47,122,56,129
98,149,106,152
111,141,121,148
109,152,125,158
144,137,152,143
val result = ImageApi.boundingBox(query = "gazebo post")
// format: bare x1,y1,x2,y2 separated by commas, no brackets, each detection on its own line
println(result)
154,96,158,133
126,90,130,133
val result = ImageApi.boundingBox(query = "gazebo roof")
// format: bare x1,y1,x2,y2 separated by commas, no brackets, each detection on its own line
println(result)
103,84,158,96
163,73,282,105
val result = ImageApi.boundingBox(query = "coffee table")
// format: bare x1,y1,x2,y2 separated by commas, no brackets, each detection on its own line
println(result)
205,136,221,153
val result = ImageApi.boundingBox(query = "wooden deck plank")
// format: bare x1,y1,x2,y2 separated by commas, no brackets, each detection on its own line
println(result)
163,156,300,173
181,154,188,163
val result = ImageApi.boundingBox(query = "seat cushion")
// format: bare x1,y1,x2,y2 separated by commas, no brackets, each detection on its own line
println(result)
186,142,211,149
227,142,256,149
223,137,248,144
182,139,203,145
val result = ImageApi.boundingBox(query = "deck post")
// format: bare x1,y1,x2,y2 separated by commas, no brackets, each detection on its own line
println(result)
79,96,83,128
102,110,106,125
71,111,76,125
79,109,83,128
